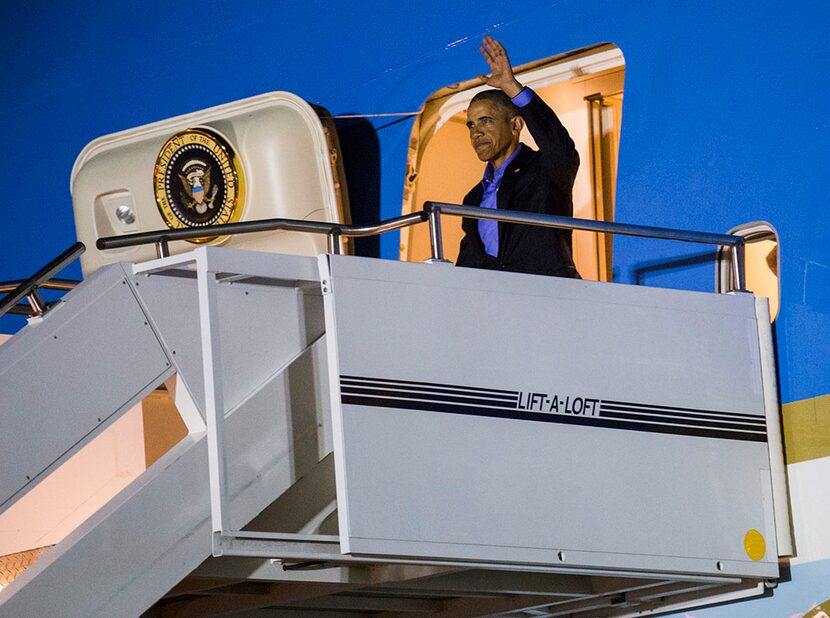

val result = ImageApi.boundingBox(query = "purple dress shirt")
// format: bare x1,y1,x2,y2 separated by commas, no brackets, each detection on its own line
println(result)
477,87,534,257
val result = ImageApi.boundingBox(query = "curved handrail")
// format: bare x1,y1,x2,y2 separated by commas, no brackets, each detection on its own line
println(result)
0,242,85,319
423,202,746,291
424,202,742,246
0,278,81,293
92,202,745,291
96,212,429,253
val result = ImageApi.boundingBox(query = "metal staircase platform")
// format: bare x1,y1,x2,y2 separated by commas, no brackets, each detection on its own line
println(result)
0,247,787,617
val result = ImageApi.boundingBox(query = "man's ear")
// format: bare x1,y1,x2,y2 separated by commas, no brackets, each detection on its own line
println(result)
512,116,525,136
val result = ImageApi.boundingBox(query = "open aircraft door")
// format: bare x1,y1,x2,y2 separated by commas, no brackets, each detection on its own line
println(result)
71,91,351,276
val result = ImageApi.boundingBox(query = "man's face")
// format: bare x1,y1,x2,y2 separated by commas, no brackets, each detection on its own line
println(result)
466,100,519,165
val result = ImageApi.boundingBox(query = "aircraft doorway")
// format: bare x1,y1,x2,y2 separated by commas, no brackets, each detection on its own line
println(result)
401,44,624,281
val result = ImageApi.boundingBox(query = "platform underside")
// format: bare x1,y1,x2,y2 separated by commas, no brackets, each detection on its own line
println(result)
147,558,766,617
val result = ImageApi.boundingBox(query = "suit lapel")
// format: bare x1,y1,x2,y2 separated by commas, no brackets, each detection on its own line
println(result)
496,145,531,257
464,183,484,205
462,183,484,238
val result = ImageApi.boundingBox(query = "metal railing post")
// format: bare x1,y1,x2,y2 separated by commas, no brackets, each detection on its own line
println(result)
26,289,47,317
155,238,170,259
427,205,445,262
731,239,746,292
327,230,341,255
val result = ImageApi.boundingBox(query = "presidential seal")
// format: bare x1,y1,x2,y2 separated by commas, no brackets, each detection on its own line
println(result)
153,128,245,242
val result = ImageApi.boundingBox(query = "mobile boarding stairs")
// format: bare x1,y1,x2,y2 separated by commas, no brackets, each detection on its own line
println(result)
0,204,791,617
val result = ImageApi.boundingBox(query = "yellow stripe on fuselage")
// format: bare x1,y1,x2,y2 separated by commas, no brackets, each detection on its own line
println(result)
783,393,830,464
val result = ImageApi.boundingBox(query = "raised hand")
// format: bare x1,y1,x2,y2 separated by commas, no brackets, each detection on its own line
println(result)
477,35,523,98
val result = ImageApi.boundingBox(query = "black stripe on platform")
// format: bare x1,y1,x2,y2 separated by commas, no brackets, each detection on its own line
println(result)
599,410,765,433
340,394,766,442
599,404,766,428
339,382,518,402
339,376,767,443
340,386,518,408
601,399,765,421
340,375,517,396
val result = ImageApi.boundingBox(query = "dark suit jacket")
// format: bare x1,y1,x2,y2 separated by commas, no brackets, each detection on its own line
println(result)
456,91,580,278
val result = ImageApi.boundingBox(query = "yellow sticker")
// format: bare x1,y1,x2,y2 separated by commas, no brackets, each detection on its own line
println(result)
743,529,766,561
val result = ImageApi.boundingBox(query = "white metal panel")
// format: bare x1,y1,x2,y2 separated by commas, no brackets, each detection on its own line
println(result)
0,301,330,617
128,250,324,419
324,255,777,579
71,92,343,275
329,256,764,413
0,352,317,617
755,297,793,557
0,403,145,556
0,264,171,513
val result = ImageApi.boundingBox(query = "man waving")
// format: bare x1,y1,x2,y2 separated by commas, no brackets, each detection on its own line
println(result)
457,36,581,278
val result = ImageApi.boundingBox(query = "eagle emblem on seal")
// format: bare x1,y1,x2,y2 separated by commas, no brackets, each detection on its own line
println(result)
178,159,219,214
153,128,245,242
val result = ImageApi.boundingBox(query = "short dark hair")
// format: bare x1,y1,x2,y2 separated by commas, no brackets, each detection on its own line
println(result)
469,89,518,119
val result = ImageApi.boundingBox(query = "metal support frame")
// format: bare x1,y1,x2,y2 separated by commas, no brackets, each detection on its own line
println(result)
215,532,742,585
135,248,233,553
136,246,768,586
132,247,336,559
195,251,230,550
9,202,748,586
428,205,445,261
0,242,775,618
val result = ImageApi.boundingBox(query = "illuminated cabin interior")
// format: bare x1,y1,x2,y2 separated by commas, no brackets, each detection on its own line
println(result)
401,43,624,282
719,221,780,321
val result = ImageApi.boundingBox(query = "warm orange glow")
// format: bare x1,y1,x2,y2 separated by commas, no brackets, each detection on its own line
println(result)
0,546,51,589
745,238,779,321
401,46,624,282
0,381,185,565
